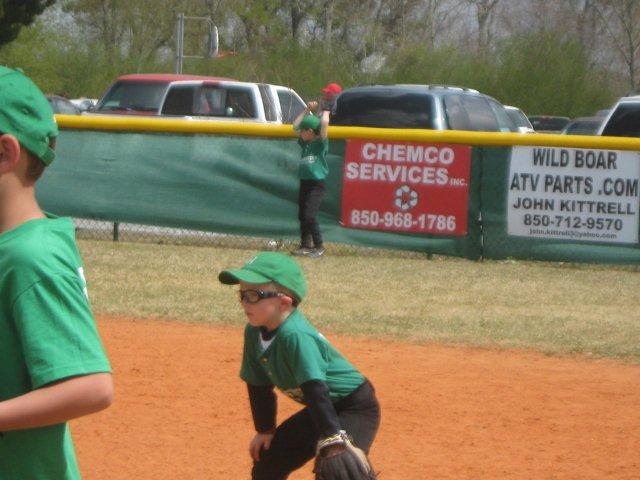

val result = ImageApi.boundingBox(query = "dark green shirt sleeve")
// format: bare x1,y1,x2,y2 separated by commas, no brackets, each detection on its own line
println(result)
12,274,111,389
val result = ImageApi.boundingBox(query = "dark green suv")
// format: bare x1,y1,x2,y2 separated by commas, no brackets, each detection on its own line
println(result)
331,84,517,132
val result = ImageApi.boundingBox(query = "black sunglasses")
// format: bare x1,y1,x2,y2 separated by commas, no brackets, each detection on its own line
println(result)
239,289,285,304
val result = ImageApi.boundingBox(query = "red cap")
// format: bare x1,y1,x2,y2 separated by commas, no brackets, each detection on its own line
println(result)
321,82,342,95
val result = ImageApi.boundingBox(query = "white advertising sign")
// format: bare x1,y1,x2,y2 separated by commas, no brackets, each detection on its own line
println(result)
508,147,640,244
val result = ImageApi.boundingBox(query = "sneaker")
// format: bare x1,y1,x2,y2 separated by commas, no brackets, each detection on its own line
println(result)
291,246,313,256
306,247,325,258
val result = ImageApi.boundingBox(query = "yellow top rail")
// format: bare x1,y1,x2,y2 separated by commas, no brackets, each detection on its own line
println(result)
56,114,640,151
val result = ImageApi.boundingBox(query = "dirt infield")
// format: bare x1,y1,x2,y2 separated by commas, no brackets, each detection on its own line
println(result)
73,317,640,479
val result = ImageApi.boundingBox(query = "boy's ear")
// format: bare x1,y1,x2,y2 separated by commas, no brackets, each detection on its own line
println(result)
280,294,294,308
0,134,21,174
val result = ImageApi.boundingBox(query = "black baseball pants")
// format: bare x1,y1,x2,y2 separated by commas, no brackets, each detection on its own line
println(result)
297,180,325,248
251,380,380,480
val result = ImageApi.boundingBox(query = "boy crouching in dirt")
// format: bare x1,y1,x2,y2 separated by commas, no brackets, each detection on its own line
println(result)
218,251,380,479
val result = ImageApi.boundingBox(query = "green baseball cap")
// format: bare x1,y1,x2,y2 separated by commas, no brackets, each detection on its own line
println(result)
218,252,308,302
299,114,320,131
0,67,58,165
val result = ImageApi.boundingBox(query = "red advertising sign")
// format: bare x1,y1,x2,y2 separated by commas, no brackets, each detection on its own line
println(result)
340,139,471,235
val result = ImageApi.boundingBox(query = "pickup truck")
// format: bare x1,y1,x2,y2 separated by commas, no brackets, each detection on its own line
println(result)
89,73,306,124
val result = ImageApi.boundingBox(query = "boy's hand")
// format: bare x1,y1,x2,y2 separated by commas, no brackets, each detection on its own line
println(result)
249,431,275,461
307,100,319,112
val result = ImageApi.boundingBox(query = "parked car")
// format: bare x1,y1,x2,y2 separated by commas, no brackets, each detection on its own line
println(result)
70,97,98,111
561,116,602,135
504,105,535,133
330,84,518,132
91,74,306,124
528,115,570,133
597,95,640,137
46,94,82,115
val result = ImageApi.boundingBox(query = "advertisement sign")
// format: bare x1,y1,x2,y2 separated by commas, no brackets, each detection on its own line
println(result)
508,146,640,244
340,139,472,235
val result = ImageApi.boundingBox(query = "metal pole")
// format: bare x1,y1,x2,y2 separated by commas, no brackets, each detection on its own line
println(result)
175,13,184,74
175,13,179,74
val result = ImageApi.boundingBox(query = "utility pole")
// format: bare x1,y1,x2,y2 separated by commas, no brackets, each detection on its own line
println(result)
175,13,219,74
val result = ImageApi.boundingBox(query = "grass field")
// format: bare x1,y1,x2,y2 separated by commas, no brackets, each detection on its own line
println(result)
79,239,640,363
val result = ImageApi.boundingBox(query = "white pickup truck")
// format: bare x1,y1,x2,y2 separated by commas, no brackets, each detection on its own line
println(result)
90,73,306,124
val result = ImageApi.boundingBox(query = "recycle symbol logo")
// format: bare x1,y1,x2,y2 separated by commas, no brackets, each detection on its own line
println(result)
394,185,419,211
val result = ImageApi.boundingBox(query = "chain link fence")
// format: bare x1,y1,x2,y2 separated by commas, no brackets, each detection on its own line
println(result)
73,218,429,259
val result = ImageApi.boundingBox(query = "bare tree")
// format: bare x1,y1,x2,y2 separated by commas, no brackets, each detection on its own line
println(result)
202,0,225,18
63,0,127,58
63,0,197,66
323,0,334,45
594,0,640,91
409,0,466,47
464,0,500,51
571,0,600,52
285,0,316,41
227,0,300,49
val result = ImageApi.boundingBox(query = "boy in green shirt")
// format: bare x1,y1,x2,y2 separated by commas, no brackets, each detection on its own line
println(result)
0,67,113,479
292,103,331,258
219,252,380,479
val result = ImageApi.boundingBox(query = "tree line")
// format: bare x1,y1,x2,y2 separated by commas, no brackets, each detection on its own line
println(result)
1,0,638,118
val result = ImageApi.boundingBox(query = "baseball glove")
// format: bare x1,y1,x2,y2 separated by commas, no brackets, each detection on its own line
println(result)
319,97,336,112
313,430,377,480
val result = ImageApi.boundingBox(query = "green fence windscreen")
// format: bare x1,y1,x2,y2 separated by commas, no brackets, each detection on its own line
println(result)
37,130,482,259
38,128,640,264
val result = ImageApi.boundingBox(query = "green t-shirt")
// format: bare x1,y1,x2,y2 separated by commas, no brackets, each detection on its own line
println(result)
240,309,365,403
0,215,111,480
297,137,329,181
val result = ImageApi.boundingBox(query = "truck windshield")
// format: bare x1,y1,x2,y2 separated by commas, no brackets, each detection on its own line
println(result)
97,81,167,112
